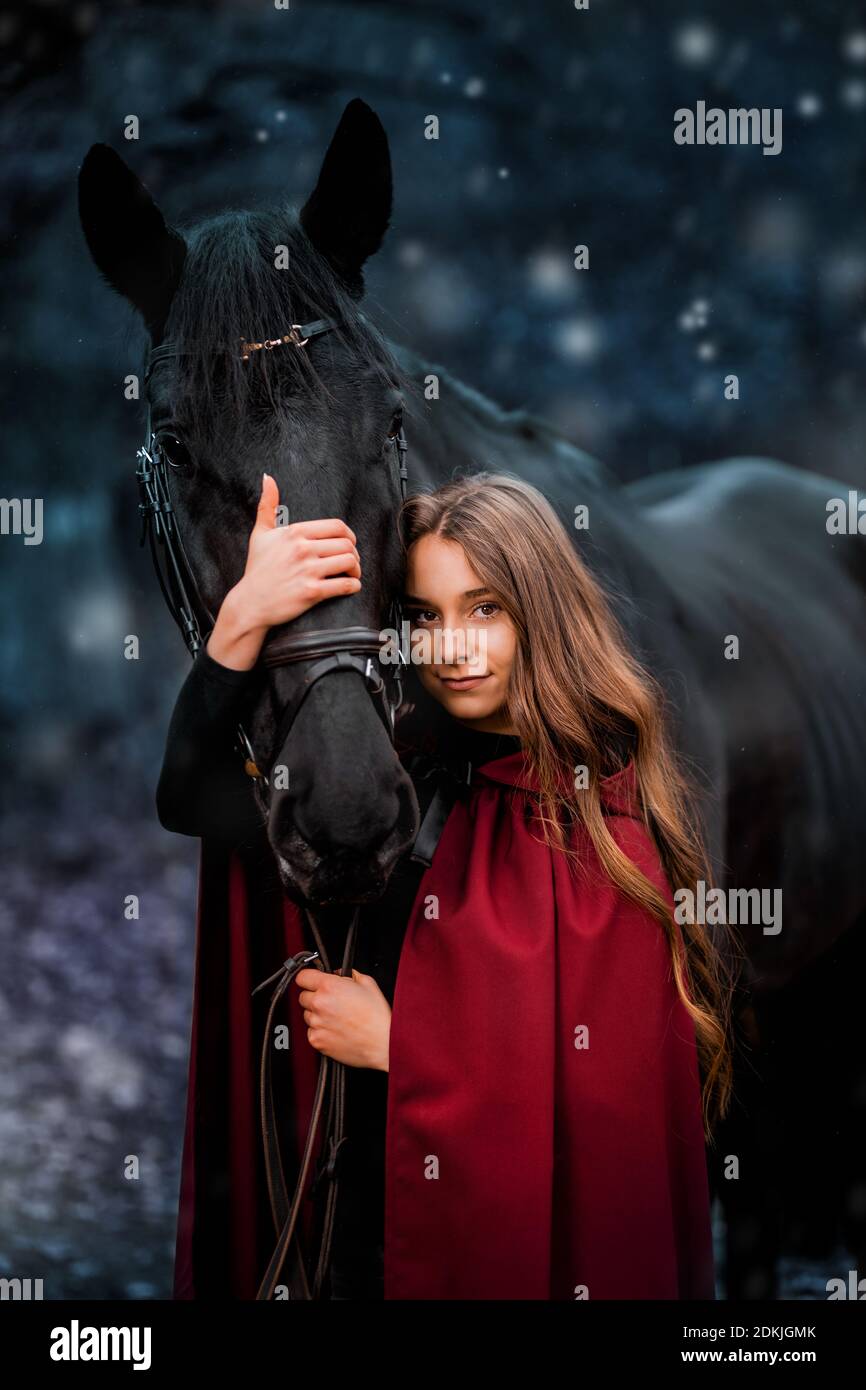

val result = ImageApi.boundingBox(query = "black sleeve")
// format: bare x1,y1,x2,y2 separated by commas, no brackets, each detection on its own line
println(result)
156,644,267,846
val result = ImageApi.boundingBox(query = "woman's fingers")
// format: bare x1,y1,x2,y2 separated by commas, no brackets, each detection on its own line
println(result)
296,972,353,1014
241,519,364,627
272,527,361,573
314,549,361,579
288,517,357,544
306,576,362,599
305,536,362,561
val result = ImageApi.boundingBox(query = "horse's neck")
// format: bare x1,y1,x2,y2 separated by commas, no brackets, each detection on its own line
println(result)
394,343,660,631
396,344,614,499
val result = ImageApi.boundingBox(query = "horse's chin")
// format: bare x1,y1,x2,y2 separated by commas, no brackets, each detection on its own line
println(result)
273,832,405,909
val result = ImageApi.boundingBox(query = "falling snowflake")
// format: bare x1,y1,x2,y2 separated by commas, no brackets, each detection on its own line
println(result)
555,317,602,363
796,92,822,118
842,31,866,63
398,241,426,270
527,249,573,297
841,80,866,109
672,22,718,67
679,299,711,332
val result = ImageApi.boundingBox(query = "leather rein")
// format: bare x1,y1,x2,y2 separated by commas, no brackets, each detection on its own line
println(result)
136,317,409,1299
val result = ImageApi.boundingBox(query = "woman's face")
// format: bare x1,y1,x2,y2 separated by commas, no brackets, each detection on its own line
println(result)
404,534,518,734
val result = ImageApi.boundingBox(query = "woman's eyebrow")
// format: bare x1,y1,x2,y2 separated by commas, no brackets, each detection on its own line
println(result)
403,587,493,604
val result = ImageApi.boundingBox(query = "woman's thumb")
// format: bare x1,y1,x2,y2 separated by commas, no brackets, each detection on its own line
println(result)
255,471,280,528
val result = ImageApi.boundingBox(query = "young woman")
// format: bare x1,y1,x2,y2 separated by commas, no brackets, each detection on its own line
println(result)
159,470,738,1301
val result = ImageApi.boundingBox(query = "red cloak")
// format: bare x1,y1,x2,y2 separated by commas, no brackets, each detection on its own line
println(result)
172,754,715,1300
172,839,322,1300
384,753,716,1300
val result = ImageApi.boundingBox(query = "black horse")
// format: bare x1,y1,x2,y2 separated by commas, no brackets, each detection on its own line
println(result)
79,98,866,1297
79,101,421,907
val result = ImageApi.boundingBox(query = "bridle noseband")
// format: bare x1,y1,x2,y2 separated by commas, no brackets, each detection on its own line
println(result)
135,316,411,1301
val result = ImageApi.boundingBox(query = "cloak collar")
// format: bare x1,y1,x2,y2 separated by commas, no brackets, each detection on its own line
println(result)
473,751,640,816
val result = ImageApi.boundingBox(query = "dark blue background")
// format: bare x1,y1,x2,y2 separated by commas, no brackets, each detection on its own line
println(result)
0,0,860,1297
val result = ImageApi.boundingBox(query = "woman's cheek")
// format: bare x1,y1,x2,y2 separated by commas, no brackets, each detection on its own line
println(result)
417,664,442,701
483,623,516,677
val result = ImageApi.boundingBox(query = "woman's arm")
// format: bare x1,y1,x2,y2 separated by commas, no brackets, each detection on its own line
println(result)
155,643,265,843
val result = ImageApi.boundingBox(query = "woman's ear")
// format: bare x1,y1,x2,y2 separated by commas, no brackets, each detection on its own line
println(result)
299,98,392,300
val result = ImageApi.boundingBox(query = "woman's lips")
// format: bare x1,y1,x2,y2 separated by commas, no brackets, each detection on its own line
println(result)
438,673,491,691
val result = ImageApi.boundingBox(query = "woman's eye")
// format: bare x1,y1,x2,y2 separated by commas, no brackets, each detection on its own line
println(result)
157,433,193,472
407,603,499,625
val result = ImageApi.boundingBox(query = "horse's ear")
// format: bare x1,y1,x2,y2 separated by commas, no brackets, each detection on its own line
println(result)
299,98,392,299
78,143,186,339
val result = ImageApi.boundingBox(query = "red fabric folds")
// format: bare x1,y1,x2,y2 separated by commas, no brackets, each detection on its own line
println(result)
172,840,321,1300
384,753,716,1300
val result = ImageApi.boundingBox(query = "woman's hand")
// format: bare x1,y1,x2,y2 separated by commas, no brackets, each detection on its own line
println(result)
206,472,361,671
294,966,391,1072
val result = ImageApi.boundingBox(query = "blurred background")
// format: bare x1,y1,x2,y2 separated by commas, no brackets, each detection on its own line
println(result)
1,0,863,1297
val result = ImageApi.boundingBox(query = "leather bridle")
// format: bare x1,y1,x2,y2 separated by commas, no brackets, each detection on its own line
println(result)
136,317,410,1299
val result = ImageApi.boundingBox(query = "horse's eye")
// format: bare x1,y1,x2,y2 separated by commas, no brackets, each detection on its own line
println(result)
386,407,404,441
156,432,193,473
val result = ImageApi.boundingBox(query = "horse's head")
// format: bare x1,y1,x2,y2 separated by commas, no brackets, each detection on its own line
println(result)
78,99,420,905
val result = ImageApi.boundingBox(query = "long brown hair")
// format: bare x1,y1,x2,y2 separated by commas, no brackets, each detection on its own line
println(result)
399,472,743,1139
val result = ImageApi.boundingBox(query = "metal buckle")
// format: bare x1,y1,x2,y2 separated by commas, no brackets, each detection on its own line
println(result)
236,723,268,785
239,326,310,360
364,656,385,697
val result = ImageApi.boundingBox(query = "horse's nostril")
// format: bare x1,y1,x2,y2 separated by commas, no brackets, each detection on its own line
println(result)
270,761,417,865
291,789,403,859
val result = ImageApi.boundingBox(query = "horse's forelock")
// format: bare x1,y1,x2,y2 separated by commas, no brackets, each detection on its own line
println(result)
144,206,411,455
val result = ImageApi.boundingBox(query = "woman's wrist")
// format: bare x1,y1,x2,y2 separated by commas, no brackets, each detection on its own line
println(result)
374,1008,391,1072
206,584,268,671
